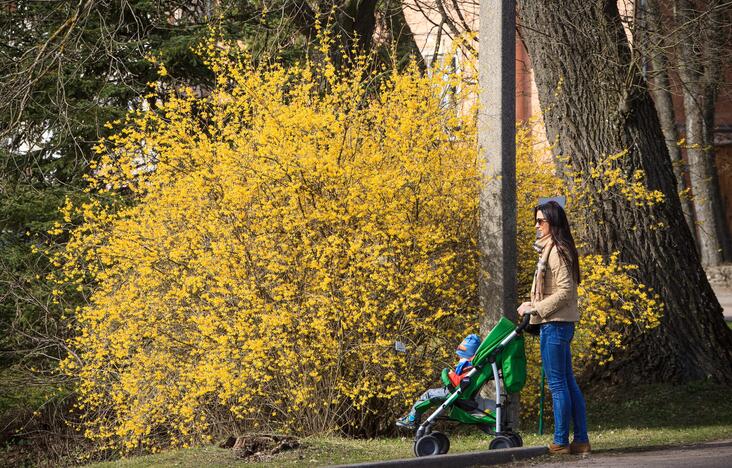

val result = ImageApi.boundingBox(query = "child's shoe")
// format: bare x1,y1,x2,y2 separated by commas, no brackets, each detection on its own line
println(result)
395,414,418,430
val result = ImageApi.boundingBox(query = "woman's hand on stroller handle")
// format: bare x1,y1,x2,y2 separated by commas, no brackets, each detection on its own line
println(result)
516,313,533,332
517,301,537,317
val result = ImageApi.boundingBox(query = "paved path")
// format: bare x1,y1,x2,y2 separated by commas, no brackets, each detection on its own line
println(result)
509,439,732,468
329,446,548,468
711,285,732,321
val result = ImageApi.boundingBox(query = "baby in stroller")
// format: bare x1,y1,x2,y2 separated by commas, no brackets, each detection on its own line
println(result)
394,315,531,457
396,333,488,429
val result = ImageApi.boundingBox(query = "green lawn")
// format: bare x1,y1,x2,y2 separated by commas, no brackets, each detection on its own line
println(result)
89,381,732,467
88,425,732,468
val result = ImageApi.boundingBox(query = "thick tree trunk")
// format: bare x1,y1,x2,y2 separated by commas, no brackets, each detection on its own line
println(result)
644,0,696,242
336,0,379,54
517,0,732,384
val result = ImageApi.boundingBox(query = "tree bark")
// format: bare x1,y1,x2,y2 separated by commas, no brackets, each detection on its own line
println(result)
336,0,379,57
517,0,732,384
675,0,727,266
383,0,425,71
282,1,424,70
643,0,696,242
700,0,732,261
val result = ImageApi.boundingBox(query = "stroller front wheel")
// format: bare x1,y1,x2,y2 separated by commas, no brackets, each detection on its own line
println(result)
504,431,523,447
430,431,450,454
489,435,514,450
413,434,441,457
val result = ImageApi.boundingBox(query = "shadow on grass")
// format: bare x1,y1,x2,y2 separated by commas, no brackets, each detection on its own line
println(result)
586,381,732,430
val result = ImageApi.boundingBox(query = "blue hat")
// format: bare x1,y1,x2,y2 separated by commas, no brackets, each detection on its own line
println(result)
456,334,481,359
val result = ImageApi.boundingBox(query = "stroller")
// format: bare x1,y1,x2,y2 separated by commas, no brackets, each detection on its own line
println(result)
411,314,531,457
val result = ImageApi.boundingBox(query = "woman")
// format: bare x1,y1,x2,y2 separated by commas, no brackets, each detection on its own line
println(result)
518,201,590,455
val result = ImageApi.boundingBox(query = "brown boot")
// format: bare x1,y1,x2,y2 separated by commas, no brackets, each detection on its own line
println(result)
570,440,591,454
548,443,570,454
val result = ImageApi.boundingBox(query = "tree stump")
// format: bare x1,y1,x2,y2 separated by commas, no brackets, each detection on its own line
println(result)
231,433,300,460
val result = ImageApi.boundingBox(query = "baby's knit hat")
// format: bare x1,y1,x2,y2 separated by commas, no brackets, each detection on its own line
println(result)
456,334,481,359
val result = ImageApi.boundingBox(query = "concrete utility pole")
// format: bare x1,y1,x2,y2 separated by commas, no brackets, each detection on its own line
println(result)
478,0,518,428
478,1,517,327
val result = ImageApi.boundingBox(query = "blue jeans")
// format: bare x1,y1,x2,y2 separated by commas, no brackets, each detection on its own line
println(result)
408,387,450,418
540,322,589,445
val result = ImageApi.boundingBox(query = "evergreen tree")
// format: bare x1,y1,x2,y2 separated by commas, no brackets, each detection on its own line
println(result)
0,0,294,369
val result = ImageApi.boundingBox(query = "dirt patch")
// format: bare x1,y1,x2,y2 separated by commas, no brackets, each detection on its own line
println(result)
231,433,301,461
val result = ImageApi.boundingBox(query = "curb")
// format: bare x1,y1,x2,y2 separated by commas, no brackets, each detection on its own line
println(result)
327,445,549,468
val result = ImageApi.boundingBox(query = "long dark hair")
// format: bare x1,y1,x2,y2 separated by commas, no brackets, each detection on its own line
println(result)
534,201,581,284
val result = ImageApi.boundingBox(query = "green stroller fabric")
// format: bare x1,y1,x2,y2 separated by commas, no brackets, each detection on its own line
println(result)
498,336,526,393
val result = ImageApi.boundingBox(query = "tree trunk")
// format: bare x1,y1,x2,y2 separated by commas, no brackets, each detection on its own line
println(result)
337,0,379,54
680,76,720,265
283,1,424,70
517,0,732,384
644,0,696,242
675,0,728,266
383,0,425,71
700,0,732,261
700,92,731,263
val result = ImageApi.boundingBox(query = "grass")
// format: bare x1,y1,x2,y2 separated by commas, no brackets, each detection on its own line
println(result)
87,381,732,467
88,428,732,468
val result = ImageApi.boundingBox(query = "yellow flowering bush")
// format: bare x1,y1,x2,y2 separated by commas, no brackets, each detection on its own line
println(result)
53,40,481,451
52,38,663,450
568,149,667,233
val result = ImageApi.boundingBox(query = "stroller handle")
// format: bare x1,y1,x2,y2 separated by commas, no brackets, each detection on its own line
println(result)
515,313,533,333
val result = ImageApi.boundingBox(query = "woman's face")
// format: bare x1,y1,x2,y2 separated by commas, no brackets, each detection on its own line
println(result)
535,210,551,238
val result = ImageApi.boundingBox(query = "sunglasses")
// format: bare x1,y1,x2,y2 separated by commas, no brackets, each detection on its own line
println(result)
535,218,548,225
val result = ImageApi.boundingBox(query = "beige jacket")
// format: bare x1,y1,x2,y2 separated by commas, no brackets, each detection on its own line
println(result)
530,246,579,324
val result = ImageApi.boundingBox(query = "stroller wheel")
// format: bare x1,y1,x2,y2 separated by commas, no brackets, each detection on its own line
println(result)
503,431,523,447
413,435,441,457
431,431,450,454
489,435,514,450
